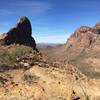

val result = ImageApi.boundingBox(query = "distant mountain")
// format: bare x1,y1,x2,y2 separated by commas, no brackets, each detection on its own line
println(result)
39,22,100,78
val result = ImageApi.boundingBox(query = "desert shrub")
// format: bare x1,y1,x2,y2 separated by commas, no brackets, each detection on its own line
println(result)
0,44,33,65
23,73,39,84
71,60,100,79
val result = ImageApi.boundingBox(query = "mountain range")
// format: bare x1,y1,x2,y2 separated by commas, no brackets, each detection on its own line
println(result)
0,16,100,100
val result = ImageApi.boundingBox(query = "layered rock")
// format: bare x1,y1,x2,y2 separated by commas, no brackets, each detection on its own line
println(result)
0,16,36,49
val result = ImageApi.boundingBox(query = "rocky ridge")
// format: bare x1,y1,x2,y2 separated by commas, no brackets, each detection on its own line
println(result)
38,23,100,78
0,17,100,99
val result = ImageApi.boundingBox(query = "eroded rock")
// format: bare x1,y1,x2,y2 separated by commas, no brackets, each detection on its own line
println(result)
0,16,36,49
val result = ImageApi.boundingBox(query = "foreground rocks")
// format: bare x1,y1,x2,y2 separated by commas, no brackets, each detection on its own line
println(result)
0,65,100,100
0,45,43,72
0,16,36,49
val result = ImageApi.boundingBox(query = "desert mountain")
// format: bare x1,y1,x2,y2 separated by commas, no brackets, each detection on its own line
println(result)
65,23,100,61
38,23,100,78
0,16,88,100
0,16,36,49
65,23,100,78
0,17,100,99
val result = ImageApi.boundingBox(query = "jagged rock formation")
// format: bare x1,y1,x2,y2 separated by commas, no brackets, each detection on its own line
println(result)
66,24,100,49
64,23,100,77
0,16,36,49
65,24,100,61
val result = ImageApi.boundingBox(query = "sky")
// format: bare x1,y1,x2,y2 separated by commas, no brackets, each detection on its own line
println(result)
0,0,100,43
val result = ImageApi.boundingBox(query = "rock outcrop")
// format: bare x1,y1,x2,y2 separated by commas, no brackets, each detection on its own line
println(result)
0,16,36,49
64,23,100,61
66,24,100,48
64,23,100,77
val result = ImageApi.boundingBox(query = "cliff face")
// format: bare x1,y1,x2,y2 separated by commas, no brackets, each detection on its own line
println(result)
0,16,36,49
63,23,100,77
66,24,100,49
65,23,100,61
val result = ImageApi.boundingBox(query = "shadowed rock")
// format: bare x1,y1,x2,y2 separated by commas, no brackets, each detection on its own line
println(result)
0,16,36,49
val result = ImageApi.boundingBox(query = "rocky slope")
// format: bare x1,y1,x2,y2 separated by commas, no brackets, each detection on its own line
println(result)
0,64,100,100
65,23,100,61
0,44,91,100
65,23,100,78
38,23,100,78
0,16,36,49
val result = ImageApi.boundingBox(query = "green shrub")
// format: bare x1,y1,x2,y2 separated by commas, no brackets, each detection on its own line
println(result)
0,44,33,65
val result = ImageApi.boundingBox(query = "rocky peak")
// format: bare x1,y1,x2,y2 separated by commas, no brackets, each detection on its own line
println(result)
95,22,100,27
72,26,92,38
67,24,100,46
94,22,100,34
65,23,100,62
0,16,36,49
16,16,32,36
75,26,91,33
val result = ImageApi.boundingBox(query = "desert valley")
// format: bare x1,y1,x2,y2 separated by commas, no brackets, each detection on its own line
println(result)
0,16,100,100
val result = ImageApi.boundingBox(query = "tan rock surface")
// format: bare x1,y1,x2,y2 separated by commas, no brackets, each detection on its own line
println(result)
0,65,100,100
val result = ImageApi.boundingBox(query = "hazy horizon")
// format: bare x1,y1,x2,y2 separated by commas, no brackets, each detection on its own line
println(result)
0,0,100,43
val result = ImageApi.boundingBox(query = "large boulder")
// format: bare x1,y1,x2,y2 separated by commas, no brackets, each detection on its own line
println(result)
0,16,36,49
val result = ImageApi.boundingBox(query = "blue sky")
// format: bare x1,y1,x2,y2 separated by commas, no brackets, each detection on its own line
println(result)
0,0,100,43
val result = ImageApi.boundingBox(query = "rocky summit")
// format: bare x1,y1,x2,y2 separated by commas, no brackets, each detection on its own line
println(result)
0,16,36,49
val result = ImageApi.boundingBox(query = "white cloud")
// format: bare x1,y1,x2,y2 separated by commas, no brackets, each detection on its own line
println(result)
0,1,52,16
